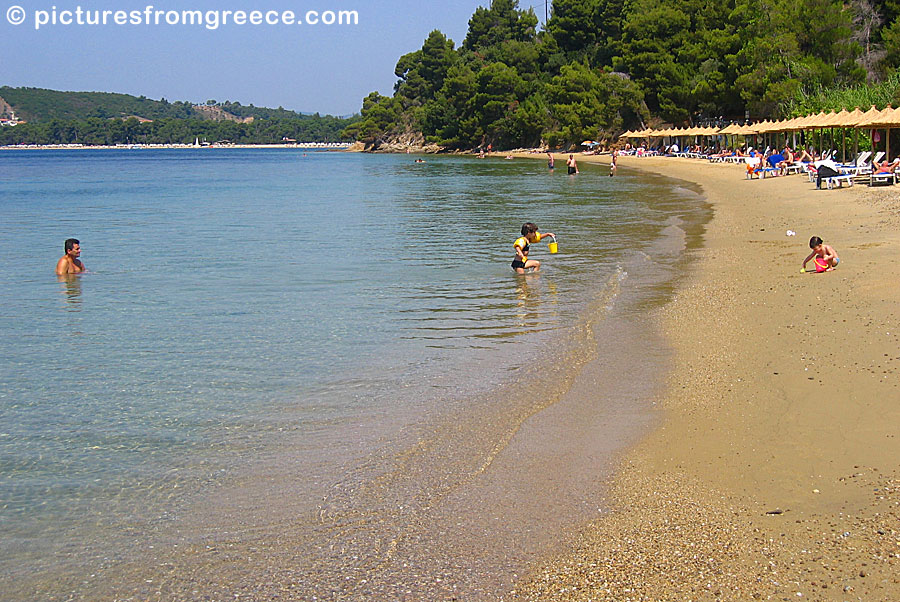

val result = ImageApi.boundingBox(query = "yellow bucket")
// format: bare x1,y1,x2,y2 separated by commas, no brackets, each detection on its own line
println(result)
548,236,558,254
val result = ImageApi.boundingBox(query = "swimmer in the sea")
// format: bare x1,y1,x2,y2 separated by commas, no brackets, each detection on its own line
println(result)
56,238,85,275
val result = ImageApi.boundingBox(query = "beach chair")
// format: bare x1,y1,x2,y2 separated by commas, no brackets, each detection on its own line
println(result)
784,162,805,175
822,173,855,189
745,157,761,179
838,151,872,177
807,160,837,183
869,171,896,186
746,157,777,179
807,163,819,183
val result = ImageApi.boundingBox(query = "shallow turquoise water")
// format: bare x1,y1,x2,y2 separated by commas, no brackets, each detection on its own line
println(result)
0,149,708,597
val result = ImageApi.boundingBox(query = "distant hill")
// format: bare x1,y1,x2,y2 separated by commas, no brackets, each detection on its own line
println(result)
0,86,337,123
0,86,360,145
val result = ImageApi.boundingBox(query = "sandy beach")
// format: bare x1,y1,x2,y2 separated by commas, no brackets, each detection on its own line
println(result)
507,153,900,600
6,149,896,600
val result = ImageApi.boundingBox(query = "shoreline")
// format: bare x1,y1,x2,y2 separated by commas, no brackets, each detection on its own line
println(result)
0,142,354,150
2,150,700,601
512,154,900,599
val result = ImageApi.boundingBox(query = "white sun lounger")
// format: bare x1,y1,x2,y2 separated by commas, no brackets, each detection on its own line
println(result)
822,174,854,189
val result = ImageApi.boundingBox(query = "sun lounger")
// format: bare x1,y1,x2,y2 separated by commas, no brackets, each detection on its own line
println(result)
745,157,761,179
835,151,874,177
869,171,896,186
745,157,778,179
784,162,806,175
822,173,854,189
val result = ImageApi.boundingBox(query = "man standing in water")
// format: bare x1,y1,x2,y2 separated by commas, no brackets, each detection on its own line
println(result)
566,154,578,175
56,238,85,275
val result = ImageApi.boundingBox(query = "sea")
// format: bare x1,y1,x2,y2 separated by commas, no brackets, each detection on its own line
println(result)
0,149,709,600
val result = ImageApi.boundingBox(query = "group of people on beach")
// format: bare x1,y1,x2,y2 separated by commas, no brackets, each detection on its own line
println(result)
544,151,617,176
510,226,837,275
544,152,579,174
52,153,839,279
510,150,839,275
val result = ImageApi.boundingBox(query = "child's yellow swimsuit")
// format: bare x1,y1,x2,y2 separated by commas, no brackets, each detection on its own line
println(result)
511,234,539,270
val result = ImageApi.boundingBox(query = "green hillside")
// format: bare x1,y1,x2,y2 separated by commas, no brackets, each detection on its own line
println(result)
0,86,360,145
0,87,195,122
0,86,321,123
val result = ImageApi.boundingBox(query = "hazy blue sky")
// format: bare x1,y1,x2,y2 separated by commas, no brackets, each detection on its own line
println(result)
1,1,549,115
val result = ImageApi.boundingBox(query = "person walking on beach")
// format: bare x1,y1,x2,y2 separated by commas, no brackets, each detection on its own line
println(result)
512,223,555,274
56,238,85,275
566,154,578,175
802,236,840,272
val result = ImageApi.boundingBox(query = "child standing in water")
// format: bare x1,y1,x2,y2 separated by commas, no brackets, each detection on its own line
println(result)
802,235,840,272
511,222,555,274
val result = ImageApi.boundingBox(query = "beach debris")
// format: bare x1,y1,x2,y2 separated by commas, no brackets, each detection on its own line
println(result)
786,230,796,236
765,508,785,515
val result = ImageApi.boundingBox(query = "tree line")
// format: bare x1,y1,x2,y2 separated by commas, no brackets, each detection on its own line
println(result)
0,86,334,123
342,0,900,150
0,115,358,146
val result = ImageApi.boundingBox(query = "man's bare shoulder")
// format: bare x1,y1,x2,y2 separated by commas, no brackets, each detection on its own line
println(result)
55,256,70,275
56,256,85,275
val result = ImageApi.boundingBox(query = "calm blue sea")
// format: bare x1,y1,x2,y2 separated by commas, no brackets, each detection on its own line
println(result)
0,149,708,599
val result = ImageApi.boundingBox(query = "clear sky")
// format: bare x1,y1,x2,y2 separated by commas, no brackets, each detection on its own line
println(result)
0,1,548,116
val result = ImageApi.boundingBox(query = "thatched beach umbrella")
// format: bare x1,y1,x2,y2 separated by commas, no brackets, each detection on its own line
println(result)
716,123,738,149
858,105,900,160
825,109,856,162
776,116,809,148
839,107,868,157
799,112,832,155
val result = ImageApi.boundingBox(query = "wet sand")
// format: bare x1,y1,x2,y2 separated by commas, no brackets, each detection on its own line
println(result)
513,154,900,600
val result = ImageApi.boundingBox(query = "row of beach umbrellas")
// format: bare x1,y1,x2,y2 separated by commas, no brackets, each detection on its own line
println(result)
620,105,900,139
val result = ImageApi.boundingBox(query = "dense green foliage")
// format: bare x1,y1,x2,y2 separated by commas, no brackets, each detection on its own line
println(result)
0,86,329,122
0,86,195,122
0,87,358,145
345,0,900,149
782,72,900,116
0,116,357,146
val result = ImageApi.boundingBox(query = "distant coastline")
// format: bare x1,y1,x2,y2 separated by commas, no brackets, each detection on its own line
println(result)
0,142,359,151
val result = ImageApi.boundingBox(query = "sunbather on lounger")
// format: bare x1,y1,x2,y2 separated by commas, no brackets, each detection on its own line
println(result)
795,149,815,163
873,158,899,174
765,152,785,175
777,148,795,173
